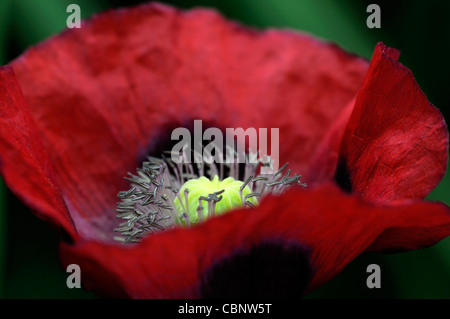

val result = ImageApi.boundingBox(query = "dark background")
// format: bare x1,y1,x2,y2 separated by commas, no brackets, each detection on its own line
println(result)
0,0,449,298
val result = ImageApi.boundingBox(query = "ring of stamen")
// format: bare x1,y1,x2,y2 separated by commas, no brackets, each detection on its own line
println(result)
114,148,306,243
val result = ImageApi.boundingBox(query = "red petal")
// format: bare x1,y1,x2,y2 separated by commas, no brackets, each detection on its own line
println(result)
60,184,450,298
0,66,76,237
340,42,449,202
7,4,368,239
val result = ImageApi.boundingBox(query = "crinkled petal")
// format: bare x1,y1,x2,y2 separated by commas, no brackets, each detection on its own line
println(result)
8,3,368,239
60,184,450,298
0,66,76,237
340,42,448,202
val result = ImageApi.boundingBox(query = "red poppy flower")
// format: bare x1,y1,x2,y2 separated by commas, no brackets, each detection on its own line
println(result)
0,3,449,298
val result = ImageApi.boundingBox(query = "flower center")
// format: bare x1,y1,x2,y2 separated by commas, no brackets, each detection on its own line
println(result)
174,176,258,225
114,149,305,243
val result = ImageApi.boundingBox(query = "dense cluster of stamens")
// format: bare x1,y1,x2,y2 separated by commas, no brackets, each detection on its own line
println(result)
114,148,306,243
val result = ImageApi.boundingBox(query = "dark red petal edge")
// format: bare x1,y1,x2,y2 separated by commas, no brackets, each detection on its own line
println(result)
340,42,449,202
0,66,77,237
60,183,450,298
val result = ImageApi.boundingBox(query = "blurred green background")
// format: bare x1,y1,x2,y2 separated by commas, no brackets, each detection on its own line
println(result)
0,0,449,298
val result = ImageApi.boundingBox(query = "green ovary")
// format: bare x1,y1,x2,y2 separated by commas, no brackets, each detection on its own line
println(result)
174,175,257,225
